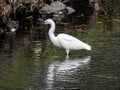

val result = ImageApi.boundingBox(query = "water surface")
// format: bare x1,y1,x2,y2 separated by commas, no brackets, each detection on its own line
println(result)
0,1,120,90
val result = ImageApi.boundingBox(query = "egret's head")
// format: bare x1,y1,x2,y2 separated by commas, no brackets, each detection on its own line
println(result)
44,19,54,24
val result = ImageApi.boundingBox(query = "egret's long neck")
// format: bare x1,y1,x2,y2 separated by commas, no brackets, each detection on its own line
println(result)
48,21,56,42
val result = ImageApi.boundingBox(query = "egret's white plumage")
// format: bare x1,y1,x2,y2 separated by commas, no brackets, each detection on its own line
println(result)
44,19,91,55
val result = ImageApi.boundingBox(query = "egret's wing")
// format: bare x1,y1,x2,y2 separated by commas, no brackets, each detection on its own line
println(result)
57,34,84,50
58,33,81,43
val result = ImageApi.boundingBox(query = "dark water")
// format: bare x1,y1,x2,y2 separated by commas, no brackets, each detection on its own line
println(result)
0,1,120,90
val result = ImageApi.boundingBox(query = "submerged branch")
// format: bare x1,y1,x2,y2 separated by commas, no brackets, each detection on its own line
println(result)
113,19,120,22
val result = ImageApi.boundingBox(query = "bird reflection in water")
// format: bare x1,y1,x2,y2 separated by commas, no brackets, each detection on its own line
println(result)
46,56,91,89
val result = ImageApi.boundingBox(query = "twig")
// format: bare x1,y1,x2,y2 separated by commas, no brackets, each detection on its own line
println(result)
113,19,120,22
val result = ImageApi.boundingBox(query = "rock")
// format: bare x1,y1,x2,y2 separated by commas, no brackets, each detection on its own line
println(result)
7,19,19,32
0,28,4,35
40,1,66,14
66,6,75,14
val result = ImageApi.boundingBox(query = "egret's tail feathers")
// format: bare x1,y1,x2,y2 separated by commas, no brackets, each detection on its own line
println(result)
87,45,91,51
83,43,92,51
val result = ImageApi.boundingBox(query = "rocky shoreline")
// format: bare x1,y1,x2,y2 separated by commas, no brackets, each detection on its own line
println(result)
0,0,95,42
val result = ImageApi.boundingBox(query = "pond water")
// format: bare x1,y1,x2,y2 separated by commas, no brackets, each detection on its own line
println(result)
0,1,120,90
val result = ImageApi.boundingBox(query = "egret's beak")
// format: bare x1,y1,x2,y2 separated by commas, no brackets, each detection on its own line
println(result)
44,21,47,24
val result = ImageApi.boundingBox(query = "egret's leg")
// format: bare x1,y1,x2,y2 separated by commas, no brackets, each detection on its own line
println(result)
66,54,69,60
66,49,69,55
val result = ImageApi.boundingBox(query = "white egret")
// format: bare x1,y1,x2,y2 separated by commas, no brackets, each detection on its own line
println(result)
44,19,91,56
